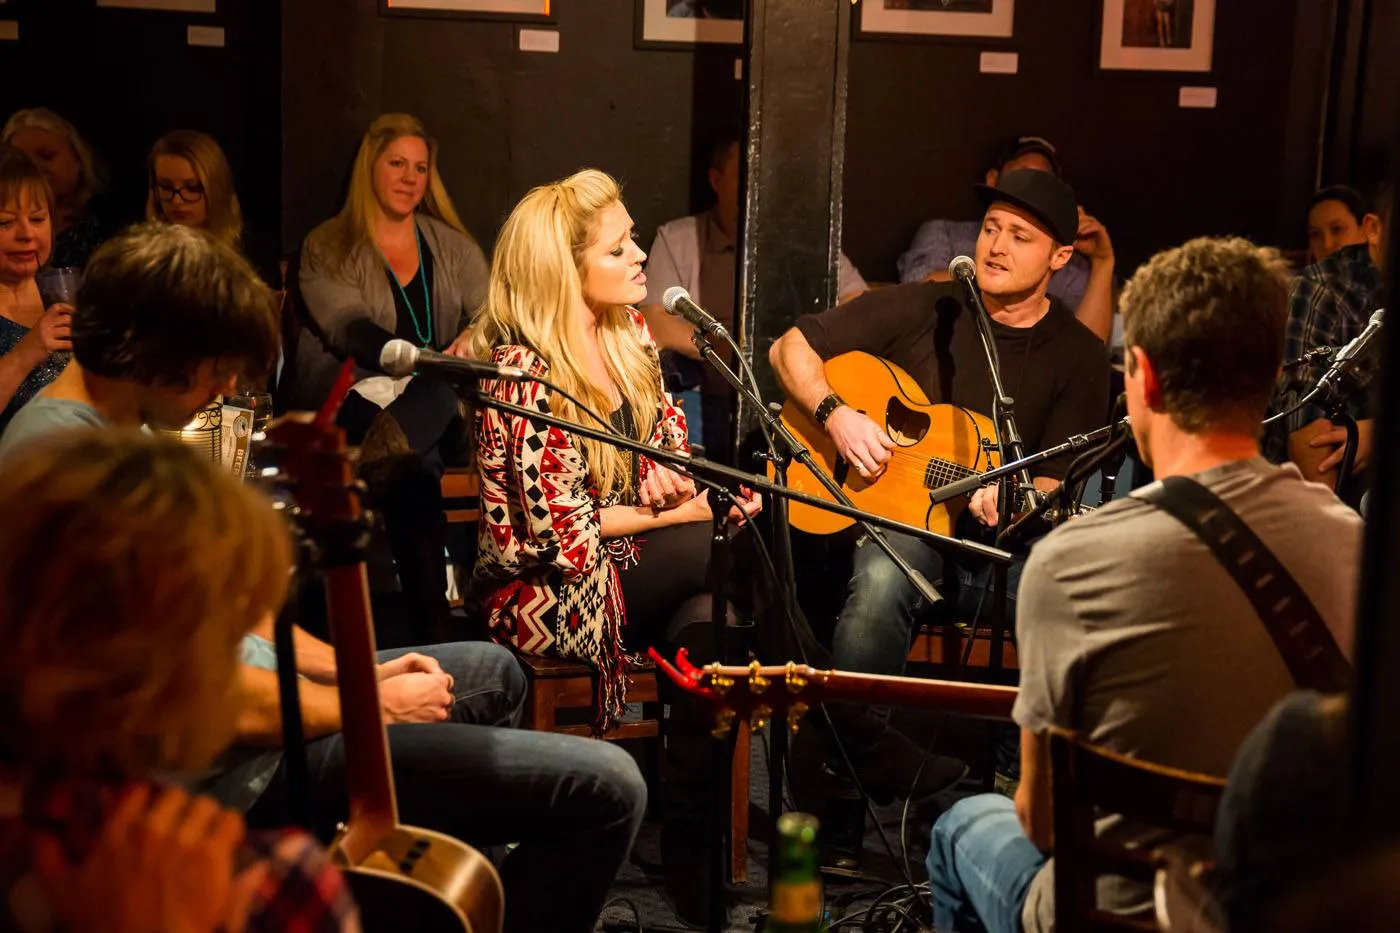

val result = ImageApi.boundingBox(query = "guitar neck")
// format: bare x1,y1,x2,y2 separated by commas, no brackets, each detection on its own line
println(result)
813,670,1017,719
323,564,399,853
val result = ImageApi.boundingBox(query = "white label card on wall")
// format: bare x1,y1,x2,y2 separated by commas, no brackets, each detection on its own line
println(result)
518,28,559,53
979,51,1019,74
1178,86,1218,109
187,25,224,47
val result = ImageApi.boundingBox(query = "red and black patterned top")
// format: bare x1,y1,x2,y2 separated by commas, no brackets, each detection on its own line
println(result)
472,308,689,731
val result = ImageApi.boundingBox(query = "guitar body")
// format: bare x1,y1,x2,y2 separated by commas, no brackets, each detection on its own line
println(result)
776,352,1000,535
336,825,505,933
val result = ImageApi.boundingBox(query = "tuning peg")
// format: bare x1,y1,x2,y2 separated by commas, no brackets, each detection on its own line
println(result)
787,702,809,734
711,708,735,739
750,703,772,733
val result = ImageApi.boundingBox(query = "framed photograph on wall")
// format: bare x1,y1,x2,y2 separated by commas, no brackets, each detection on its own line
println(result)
1099,0,1215,71
635,0,743,48
857,0,1014,40
380,0,553,21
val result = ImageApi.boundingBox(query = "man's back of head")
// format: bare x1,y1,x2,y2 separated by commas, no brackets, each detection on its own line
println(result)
1120,236,1291,451
72,222,278,394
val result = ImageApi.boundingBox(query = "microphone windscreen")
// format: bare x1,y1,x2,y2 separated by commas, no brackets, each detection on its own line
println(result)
948,255,976,281
378,339,418,378
661,286,690,315
343,318,397,372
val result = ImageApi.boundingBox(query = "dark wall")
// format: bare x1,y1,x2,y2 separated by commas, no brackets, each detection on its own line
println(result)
842,0,1314,281
0,0,282,257
281,0,743,257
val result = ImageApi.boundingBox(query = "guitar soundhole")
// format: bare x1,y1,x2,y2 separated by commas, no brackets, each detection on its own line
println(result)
885,398,930,446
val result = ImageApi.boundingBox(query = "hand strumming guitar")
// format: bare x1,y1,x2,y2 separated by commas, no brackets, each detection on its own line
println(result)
825,406,895,480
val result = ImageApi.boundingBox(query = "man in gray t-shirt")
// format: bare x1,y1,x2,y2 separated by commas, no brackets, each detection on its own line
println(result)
926,236,1363,933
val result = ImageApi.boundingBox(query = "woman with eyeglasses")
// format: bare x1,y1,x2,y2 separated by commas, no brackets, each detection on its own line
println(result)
145,130,281,287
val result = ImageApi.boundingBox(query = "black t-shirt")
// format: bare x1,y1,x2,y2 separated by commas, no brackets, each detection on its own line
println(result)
385,237,438,347
793,281,1109,480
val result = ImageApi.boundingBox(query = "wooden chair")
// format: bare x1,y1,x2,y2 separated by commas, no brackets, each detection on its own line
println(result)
1048,726,1226,933
440,466,753,884
1153,845,1227,933
906,622,1018,670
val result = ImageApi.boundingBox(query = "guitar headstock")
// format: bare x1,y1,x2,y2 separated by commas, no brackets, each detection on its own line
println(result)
649,648,827,737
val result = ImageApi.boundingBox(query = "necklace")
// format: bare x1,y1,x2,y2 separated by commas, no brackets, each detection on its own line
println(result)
383,225,433,347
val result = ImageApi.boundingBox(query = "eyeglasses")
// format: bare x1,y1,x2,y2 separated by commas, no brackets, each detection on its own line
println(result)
153,182,205,203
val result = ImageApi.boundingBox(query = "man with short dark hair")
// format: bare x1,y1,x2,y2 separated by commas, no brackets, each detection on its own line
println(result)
898,134,1117,341
926,236,1362,933
0,222,278,458
770,169,1109,805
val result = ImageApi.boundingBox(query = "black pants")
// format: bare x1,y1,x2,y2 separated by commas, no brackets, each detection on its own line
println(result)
617,521,746,835
339,375,468,644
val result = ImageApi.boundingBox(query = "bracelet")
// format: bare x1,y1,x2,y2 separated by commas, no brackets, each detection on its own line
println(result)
814,393,846,427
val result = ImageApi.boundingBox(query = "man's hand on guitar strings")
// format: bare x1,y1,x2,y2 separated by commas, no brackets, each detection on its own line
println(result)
825,406,895,479
380,671,454,723
970,484,1001,527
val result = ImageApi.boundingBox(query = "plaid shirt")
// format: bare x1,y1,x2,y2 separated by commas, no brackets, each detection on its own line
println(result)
1263,244,1384,463
0,777,360,933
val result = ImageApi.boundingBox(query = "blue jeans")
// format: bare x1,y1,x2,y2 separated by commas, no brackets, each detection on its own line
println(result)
927,794,1047,933
248,642,647,933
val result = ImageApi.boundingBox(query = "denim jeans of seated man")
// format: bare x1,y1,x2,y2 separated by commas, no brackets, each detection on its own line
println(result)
926,793,1047,933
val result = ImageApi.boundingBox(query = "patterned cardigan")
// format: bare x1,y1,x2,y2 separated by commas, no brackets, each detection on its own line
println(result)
471,309,690,731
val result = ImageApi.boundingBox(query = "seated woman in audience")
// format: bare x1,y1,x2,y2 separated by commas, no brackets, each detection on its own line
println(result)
2,108,114,268
145,129,281,286
0,430,358,932
296,113,489,643
469,168,761,925
0,146,72,434
1305,185,1378,264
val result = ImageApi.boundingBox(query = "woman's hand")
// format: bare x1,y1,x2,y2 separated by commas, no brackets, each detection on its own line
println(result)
640,463,696,512
443,329,472,359
17,302,73,362
32,784,269,933
672,486,763,526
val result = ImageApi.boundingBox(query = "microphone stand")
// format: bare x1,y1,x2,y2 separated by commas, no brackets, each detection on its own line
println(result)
927,419,1126,504
459,381,1010,933
997,429,1131,548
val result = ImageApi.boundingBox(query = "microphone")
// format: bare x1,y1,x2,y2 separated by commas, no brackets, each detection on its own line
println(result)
662,286,729,341
948,254,977,284
1315,308,1384,396
379,339,527,381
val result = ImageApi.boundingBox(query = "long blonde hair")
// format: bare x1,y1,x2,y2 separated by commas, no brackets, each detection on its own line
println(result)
0,430,291,778
471,169,662,500
324,113,471,275
145,129,244,250
1,107,106,208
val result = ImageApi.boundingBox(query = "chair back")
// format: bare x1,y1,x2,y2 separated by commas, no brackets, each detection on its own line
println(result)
1153,845,1226,933
1049,726,1226,933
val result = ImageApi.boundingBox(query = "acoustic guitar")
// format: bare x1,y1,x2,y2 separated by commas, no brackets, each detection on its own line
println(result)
649,647,1018,735
269,407,505,933
774,352,1000,536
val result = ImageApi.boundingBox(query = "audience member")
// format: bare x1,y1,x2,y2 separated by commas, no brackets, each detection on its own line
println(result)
770,168,1108,816
296,112,489,643
0,222,277,462
926,236,1361,933
2,108,114,268
1212,691,1348,933
0,147,71,434
1306,184,1377,264
1265,183,1388,486
896,135,1116,341
146,128,281,286
470,168,761,924
0,430,358,932
640,128,868,462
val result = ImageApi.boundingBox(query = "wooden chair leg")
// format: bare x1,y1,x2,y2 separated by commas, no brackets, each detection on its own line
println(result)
528,681,559,733
730,720,750,885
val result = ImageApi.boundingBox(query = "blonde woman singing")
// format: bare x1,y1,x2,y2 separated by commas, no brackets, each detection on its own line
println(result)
470,168,760,925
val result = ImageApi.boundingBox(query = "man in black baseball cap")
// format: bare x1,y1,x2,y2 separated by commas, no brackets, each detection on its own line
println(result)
767,164,1110,867
897,133,1117,342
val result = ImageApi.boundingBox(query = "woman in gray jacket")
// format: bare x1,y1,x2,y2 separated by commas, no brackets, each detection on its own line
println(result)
296,113,489,643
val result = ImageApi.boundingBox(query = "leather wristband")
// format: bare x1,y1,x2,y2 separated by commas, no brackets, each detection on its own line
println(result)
814,393,846,428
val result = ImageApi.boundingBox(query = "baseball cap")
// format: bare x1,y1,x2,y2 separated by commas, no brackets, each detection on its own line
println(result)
991,135,1063,177
973,169,1080,246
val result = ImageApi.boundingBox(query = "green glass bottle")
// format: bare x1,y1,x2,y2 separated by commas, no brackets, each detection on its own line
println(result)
768,812,825,932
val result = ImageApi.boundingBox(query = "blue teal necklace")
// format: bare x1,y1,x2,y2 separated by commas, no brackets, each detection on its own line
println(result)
384,226,433,348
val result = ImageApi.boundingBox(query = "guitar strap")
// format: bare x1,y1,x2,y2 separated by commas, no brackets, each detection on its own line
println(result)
1140,475,1351,693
